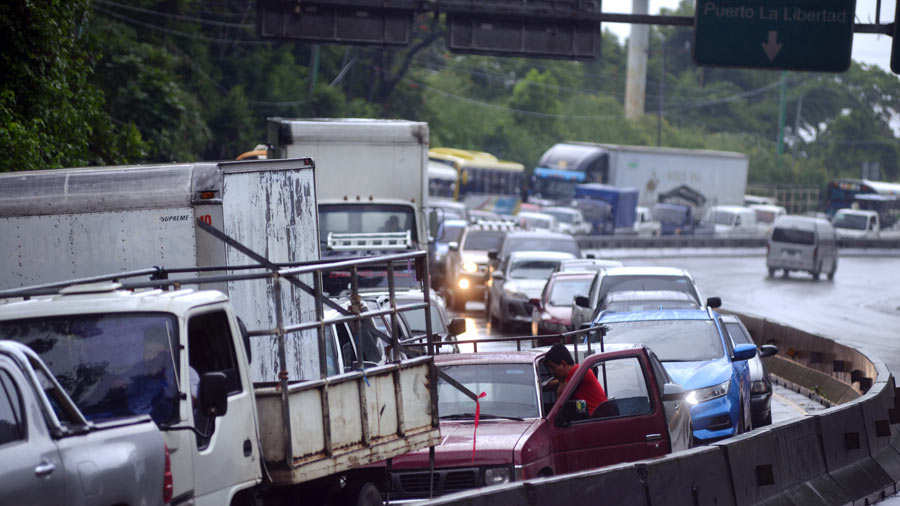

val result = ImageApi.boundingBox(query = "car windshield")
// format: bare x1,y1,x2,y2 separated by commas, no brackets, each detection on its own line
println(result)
597,319,724,362
504,236,579,258
771,227,815,245
463,230,504,251
438,363,539,419
599,275,699,305
605,299,699,312
320,203,418,241
439,223,465,242
399,304,447,335
833,213,868,230
0,313,179,425
712,212,736,226
548,278,592,306
510,260,559,279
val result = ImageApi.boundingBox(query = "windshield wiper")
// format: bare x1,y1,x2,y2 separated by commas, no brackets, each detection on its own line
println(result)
440,413,525,421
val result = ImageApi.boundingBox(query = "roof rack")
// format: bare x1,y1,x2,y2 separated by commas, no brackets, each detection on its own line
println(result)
327,231,412,251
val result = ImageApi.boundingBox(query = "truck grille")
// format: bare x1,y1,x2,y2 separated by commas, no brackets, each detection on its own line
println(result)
392,468,481,499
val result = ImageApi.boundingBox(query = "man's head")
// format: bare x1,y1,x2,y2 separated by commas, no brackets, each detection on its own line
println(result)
545,343,574,380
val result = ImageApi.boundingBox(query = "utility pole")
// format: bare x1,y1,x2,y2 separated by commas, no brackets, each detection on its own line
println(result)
657,43,664,146
625,0,649,120
776,71,787,157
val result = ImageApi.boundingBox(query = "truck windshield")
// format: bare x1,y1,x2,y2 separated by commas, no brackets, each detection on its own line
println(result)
653,206,688,224
833,213,868,230
597,320,724,362
320,204,418,242
0,313,179,425
463,230,504,251
438,363,539,419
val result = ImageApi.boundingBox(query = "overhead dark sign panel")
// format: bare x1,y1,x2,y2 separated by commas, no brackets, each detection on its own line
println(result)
443,0,602,60
258,0,416,46
693,0,856,72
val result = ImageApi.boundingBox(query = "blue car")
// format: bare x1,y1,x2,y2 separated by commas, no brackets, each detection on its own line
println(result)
589,308,757,443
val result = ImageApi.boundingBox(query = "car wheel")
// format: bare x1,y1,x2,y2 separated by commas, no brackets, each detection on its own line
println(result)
343,481,382,506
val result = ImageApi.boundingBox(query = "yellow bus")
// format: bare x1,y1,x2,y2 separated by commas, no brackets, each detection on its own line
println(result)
428,148,525,214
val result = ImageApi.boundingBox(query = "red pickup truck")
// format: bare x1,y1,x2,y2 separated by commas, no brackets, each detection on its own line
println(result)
380,345,692,500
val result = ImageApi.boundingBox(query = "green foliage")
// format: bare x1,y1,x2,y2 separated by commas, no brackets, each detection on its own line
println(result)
2,0,899,188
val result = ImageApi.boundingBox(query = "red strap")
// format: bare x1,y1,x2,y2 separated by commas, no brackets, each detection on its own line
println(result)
472,391,487,463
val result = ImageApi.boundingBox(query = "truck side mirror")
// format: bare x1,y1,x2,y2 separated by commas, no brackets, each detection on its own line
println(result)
556,399,588,427
574,296,590,308
706,297,722,309
448,318,466,336
488,251,498,261
198,372,228,419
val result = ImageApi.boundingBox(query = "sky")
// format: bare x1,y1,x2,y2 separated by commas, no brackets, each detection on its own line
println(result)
601,0,897,72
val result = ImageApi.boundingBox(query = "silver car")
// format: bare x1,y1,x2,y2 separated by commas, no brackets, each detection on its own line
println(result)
721,315,778,427
487,250,576,332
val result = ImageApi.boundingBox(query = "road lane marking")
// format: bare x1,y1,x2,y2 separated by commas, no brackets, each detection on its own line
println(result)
773,391,808,415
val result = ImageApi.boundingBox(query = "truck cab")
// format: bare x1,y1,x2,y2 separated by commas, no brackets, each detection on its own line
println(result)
832,208,880,238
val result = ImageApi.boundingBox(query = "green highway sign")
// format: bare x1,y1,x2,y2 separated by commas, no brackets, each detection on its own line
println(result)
694,0,856,72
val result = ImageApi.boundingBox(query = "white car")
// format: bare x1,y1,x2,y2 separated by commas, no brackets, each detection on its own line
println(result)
705,205,758,236
487,250,576,331
750,204,786,235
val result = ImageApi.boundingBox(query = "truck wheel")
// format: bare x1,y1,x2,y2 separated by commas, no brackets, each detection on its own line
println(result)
828,265,836,281
344,482,381,506
767,267,775,278
811,271,820,281
781,269,789,278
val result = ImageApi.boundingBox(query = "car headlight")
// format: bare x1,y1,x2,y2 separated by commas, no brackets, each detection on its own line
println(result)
685,380,731,405
463,261,479,273
458,278,471,290
484,467,512,485
750,379,769,394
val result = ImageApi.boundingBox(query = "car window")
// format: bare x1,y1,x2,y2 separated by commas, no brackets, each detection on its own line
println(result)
548,278,592,306
725,322,753,345
599,275,699,305
567,357,652,421
0,369,24,445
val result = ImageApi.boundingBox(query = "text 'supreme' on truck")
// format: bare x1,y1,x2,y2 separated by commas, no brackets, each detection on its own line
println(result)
0,341,169,505
0,159,441,506
267,118,429,257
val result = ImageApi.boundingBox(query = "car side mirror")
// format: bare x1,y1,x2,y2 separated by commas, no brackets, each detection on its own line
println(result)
448,318,466,336
732,343,757,361
758,344,778,358
488,251,498,261
448,242,459,251
574,295,590,308
198,372,228,419
586,253,596,259
706,297,722,309
662,382,685,402
529,298,541,310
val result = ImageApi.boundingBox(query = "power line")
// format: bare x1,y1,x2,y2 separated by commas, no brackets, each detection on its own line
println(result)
95,0,255,29
93,6,272,46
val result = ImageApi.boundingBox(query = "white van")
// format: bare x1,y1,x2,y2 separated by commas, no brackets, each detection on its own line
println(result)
766,215,838,280
832,208,880,238
706,205,758,236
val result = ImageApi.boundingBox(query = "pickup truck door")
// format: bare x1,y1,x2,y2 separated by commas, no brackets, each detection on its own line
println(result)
548,352,670,475
187,308,261,505
0,360,67,505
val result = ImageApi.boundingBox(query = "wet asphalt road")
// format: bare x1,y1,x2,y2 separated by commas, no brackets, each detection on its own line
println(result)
443,252,900,421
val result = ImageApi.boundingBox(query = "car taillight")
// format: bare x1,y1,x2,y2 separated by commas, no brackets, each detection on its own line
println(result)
163,444,173,504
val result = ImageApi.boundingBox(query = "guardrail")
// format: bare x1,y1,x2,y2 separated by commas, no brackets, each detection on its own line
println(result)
425,309,900,506
576,235,900,249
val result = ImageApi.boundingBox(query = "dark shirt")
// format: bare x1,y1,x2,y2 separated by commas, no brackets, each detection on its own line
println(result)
565,367,608,415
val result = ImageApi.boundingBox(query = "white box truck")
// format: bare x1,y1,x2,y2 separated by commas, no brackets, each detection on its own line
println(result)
267,118,429,257
532,142,749,208
0,159,441,505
